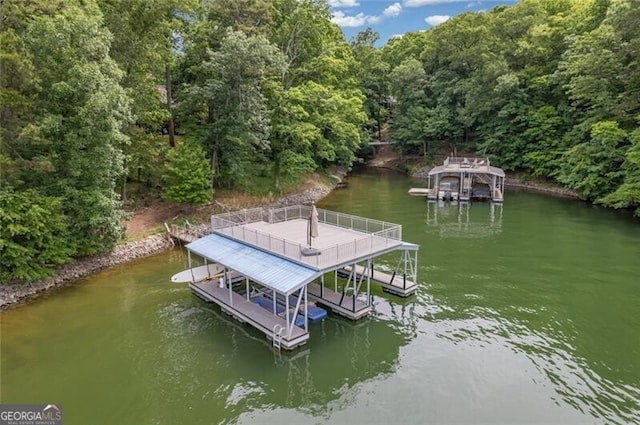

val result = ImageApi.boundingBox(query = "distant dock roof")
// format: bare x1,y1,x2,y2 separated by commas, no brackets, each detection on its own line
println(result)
428,157,505,178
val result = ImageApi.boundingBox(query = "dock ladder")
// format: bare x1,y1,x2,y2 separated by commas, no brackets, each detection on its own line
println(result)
272,324,284,352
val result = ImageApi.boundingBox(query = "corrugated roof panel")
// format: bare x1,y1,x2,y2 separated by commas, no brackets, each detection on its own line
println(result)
186,233,318,295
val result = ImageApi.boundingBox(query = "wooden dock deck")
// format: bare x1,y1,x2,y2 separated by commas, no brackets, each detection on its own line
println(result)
238,219,403,270
340,264,417,297
166,222,209,244
307,282,370,320
190,280,309,350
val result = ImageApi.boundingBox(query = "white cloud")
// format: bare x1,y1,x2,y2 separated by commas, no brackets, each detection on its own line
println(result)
425,14,450,26
367,15,383,25
328,0,360,7
405,0,466,7
331,3,403,28
390,33,405,39
331,10,368,27
383,2,403,17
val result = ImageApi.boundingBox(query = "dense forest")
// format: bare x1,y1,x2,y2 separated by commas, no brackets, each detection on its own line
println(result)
1,0,639,282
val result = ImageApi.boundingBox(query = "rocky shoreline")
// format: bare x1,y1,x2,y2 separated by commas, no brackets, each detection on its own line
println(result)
0,235,172,310
504,177,579,198
0,173,344,311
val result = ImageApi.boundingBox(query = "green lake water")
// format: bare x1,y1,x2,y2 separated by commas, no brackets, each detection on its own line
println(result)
1,167,639,424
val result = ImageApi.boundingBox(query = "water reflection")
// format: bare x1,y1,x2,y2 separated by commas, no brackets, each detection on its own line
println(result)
425,201,503,238
146,293,414,424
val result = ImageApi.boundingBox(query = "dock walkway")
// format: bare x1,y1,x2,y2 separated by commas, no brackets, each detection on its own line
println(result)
307,282,370,320
191,280,309,350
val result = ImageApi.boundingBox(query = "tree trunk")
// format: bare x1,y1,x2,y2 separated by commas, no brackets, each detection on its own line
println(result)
165,63,175,147
121,139,127,202
211,149,218,191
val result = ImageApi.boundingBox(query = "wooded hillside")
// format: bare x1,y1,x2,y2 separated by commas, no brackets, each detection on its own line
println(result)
1,0,638,282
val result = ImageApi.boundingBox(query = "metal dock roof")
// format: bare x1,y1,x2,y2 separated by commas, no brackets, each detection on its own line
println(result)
186,233,319,295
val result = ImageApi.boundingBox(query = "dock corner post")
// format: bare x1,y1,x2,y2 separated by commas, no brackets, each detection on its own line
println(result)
367,259,372,306
187,250,192,269
304,286,308,331
352,268,357,313
273,289,277,315
414,250,419,284
285,295,291,338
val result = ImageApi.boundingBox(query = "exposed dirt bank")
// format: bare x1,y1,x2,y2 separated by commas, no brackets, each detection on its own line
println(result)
0,170,346,311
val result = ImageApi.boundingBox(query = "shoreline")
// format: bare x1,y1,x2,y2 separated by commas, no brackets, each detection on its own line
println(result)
504,177,579,198
0,173,344,311
1,167,580,311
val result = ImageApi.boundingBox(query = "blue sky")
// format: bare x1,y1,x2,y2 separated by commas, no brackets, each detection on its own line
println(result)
329,0,519,45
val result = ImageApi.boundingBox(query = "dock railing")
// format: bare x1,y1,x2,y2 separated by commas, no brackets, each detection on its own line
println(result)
169,221,209,243
210,205,402,269
444,156,490,168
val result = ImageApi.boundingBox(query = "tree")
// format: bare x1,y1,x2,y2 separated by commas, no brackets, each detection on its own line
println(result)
558,121,627,200
23,3,131,255
0,189,72,281
389,59,430,155
179,29,287,189
163,140,212,205
599,123,640,215
350,28,390,143
98,0,197,201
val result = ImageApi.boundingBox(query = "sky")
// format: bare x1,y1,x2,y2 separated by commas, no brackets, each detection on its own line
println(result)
329,0,519,46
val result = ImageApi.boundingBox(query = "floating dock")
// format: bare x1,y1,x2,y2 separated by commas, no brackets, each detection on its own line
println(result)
410,157,505,202
339,263,417,297
180,205,419,350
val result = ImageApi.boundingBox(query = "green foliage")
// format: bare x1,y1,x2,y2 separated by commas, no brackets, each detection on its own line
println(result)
163,140,212,205
558,121,627,200
23,4,131,255
350,28,390,142
599,124,640,215
179,28,287,188
379,0,640,215
0,188,72,282
3,0,637,284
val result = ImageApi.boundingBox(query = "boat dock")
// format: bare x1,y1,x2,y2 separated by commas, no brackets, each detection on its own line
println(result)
179,205,419,350
409,157,505,202
339,263,417,297
190,280,309,350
